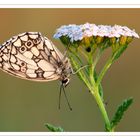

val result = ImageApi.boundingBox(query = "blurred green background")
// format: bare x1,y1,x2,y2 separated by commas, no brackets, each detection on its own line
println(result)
0,8,139,132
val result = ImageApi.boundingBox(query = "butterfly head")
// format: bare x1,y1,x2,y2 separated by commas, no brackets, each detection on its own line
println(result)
61,78,70,87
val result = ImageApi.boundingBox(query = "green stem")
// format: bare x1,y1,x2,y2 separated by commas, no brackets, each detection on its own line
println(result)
89,56,96,85
97,56,113,85
91,85,112,131
69,55,92,92
69,46,113,131
79,47,89,60
88,50,112,131
88,48,102,84
92,49,102,70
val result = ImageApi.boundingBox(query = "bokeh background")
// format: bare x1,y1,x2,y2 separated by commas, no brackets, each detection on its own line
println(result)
0,8,139,132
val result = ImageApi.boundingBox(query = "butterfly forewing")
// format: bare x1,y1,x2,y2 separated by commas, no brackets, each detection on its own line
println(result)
0,32,68,82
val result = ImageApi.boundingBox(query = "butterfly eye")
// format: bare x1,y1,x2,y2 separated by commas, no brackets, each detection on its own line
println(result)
19,46,27,53
25,40,33,48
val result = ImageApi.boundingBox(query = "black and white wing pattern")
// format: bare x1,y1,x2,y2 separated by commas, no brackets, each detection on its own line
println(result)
0,32,71,82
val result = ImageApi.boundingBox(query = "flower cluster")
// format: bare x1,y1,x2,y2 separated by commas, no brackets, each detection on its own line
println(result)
53,23,139,43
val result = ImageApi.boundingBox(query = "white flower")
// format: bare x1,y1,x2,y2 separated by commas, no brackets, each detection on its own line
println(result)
97,25,111,37
53,23,139,42
131,30,139,38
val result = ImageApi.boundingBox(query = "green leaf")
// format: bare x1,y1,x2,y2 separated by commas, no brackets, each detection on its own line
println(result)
111,98,133,129
45,123,64,132
112,45,128,62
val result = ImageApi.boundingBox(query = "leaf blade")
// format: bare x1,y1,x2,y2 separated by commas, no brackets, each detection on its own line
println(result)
111,98,133,129
45,123,64,132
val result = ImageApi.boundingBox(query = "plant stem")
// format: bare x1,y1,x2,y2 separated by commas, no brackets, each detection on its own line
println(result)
91,85,112,131
69,55,92,92
97,56,113,85
88,51,112,131
70,47,113,131
92,49,102,70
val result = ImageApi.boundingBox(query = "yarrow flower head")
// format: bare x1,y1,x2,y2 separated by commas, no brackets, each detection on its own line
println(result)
53,24,83,42
54,23,139,52
54,23,139,43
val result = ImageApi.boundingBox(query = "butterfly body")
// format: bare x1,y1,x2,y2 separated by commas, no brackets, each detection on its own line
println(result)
0,32,72,86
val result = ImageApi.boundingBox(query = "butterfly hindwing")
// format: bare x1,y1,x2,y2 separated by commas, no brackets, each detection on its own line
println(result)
0,32,61,81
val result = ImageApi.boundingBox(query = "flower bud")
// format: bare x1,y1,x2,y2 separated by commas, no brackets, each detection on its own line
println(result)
126,36,133,44
119,36,127,45
110,37,116,44
82,37,94,47
96,36,104,44
83,37,90,47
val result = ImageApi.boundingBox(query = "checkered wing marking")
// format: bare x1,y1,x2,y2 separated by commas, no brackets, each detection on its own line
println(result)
0,32,61,81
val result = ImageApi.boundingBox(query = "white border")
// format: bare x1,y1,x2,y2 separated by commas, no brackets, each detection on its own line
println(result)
0,0,140,5
0,132,140,135
0,0,140,7
0,132,140,140
0,4,140,8
0,1,140,139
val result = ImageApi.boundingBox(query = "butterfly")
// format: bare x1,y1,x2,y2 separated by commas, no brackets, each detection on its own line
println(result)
0,32,72,110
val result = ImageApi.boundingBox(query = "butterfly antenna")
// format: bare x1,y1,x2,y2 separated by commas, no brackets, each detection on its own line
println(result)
59,84,72,110
62,85,72,111
59,84,62,110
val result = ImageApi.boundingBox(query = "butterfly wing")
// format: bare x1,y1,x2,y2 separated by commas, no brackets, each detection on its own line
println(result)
0,32,63,82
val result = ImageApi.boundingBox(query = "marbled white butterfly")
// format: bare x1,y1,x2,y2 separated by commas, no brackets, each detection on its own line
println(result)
0,32,72,109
